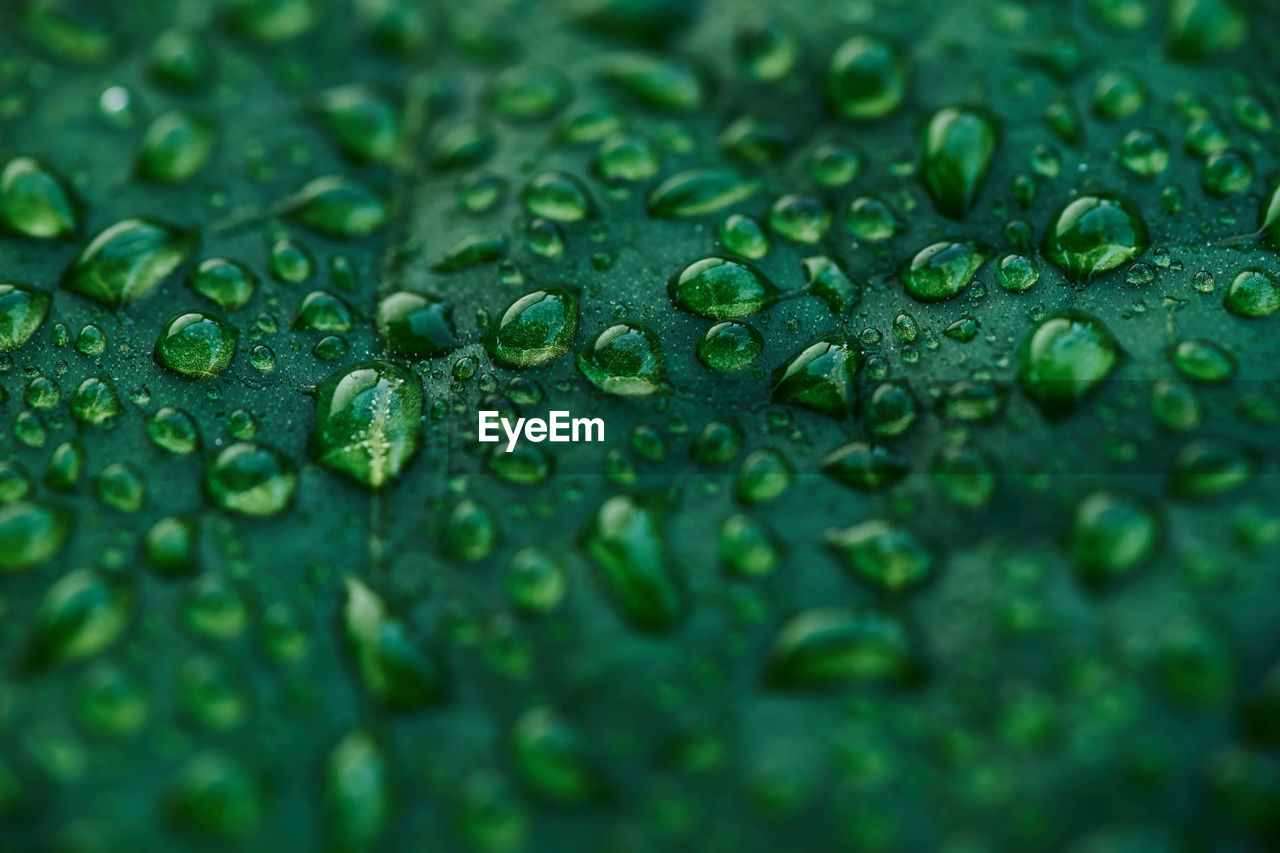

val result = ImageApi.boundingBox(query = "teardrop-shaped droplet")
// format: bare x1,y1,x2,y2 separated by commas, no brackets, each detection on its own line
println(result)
801,256,860,315
0,157,78,239
488,289,578,368
901,240,991,302
577,324,666,396
582,494,684,631
669,257,778,318
772,338,862,419
312,361,422,488
647,168,759,218
920,106,999,218
1018,310,1121,417
154,311,238,379
764,607,917,688
0,282,52,351
1259,180,1280,248
62,218,195,308
341,577,447,708
1042,195,1148,281
289,176,387,238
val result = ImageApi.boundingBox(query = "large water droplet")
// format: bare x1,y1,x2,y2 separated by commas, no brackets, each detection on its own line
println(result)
204,443,297,516
1018,310,1121,417
1042,195,1148,281
577,324,666,396
0,282,52,351
488,289,578,368
62,218,195,308
154,311,238,379
825,35,908,120
312,361,422,488
920,106,999,217
901,240,991,302
669,257,778,318
0,157,78,239
765,607,918,688
582,494,684,631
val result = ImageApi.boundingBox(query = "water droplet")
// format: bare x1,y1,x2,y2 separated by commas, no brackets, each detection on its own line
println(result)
341,577,448,708
69,376,122,426
698,321,763,372
1118,129,1170,179
204,443,296,516
1019,310,1121,417
594,133,659,182
488,289,578,368
62,218,195,308
312,361,422,488
522,172,593,221
289,176,387,238
147,406,200,454
26,569,130,669
772,338,861,419
920,107,999,217
765,607,917,688
1170,339,1235,382
577,324,666,396
670,257,778,319
314,84,401,163
825,35,908,120
0,501,71,571
1171,439,1256,498
583,494,683,631
487,65,570,121
1042,195,1148,281
189,258,256,311
1070,491,1159,589
155,312,238,379
1225,269,1280,317
596,53,703,112
0,157,78,239
1167,0,1246,60
166,751,261,840
1092,69,1146,118
137,110,214,182
901,240,991,302
509,705,601,805
647,168,759,218
0,282,52,350
825,519,934,594
821,442,910,491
